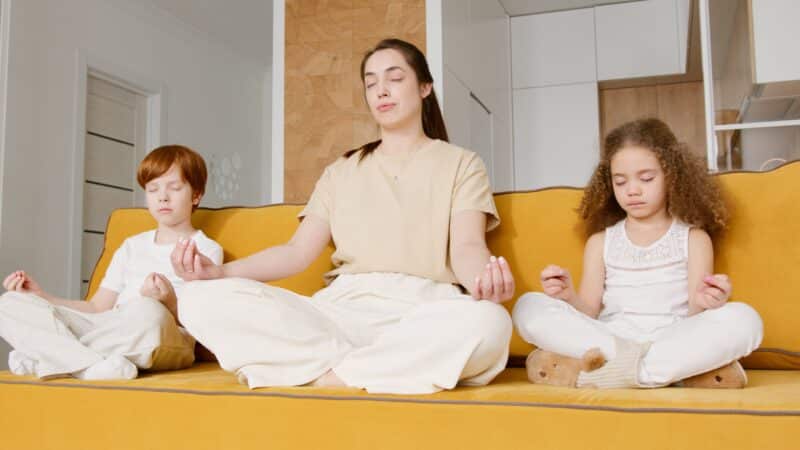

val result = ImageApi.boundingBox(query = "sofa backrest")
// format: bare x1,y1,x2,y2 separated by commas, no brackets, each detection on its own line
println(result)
88,205,335,299
89,161,800,369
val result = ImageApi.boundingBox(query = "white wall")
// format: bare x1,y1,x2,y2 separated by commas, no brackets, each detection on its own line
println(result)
262,67,273,204
270,0,284,204
0,0,8,242
441,0,514,192
0,0,14,368
0,0,272,368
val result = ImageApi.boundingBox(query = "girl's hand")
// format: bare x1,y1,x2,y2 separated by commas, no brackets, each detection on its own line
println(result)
540,265,575,302
2,270,44,296
695,274,732,310
472,256,515,303
170,239,223,282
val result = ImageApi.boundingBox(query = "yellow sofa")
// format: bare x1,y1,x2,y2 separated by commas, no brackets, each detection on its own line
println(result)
1,162,798,450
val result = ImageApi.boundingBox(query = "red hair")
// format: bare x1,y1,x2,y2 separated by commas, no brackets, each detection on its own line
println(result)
137,145,207,211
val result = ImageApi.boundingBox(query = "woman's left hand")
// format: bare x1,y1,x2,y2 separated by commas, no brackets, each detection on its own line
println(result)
472,256,515,303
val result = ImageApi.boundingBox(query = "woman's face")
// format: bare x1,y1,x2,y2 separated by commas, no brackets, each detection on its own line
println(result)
363,48,431,131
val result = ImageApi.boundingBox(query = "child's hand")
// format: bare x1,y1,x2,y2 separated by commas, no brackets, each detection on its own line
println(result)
170,239,223,281
472,256,515,303
140,273,176,304
540,265,575,302
695,274,732,311
2,270,44,296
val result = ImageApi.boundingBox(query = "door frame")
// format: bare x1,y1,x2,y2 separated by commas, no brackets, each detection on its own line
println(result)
68,50,167,298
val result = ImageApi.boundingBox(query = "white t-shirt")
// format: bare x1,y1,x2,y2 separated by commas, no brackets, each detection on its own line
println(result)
99,230,223,308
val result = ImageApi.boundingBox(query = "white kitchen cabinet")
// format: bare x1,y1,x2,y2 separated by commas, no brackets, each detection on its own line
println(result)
513,82,600,190
510,8,596,89
442,0,473,89
750,0,800,84
595,0,690,80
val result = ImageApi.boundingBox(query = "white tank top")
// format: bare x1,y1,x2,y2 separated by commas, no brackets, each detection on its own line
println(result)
600,218,691,320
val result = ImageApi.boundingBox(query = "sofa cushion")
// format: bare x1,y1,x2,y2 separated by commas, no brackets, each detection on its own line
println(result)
0,365,797,450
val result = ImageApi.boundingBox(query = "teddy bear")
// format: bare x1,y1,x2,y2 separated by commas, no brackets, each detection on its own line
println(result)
525,348,605,387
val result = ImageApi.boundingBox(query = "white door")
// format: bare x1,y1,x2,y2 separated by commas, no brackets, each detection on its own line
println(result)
81,77,144,298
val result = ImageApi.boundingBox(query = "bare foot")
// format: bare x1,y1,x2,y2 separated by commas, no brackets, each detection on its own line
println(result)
310,369,346,388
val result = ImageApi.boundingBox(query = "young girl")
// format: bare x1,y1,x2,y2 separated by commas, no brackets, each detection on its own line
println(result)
512,118,763,389
169,39,514,395
0,145,222,380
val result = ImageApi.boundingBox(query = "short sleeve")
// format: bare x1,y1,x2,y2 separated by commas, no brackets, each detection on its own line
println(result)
99,239,129,293
298,165,334,223
451,152,500,231
198,238,224,265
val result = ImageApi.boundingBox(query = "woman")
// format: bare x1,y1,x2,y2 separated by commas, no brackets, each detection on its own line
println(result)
171,39,515,394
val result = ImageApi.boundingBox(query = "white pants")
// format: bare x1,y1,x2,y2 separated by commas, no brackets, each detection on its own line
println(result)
0,292,195,378
512,293,763,386
178,273,513,394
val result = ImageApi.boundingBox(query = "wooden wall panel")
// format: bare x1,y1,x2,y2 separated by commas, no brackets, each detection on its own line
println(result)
655,82,706,159
599,81,707,159
284,0,426,203
599,86,659,134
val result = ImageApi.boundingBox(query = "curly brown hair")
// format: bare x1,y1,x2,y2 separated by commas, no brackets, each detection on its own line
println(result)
579,118,728,238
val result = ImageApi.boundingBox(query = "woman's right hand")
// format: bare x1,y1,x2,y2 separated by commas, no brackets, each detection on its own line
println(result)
2,270,44,296
540,265,575,302
170,239,224,282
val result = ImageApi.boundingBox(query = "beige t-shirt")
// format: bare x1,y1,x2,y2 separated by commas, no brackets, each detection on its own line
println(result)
299,139,499,284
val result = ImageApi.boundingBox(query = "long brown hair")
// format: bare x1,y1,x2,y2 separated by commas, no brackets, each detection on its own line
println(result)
579,118,728,237
344,38,448,161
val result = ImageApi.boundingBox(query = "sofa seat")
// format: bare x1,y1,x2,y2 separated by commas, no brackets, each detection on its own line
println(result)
1,365,796,450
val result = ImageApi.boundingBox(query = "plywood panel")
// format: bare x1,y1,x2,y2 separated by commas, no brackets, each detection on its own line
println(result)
284,0,426,203
656,82,706,158
599,81,706,159
599,86,659,138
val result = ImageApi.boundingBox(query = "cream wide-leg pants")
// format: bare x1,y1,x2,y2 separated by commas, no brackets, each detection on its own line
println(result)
0,292,195,378
512,292,764,386
178,273,513,394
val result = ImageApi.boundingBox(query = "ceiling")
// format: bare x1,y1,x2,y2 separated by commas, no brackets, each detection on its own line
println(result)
498,0,637,16
143,0,273,65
